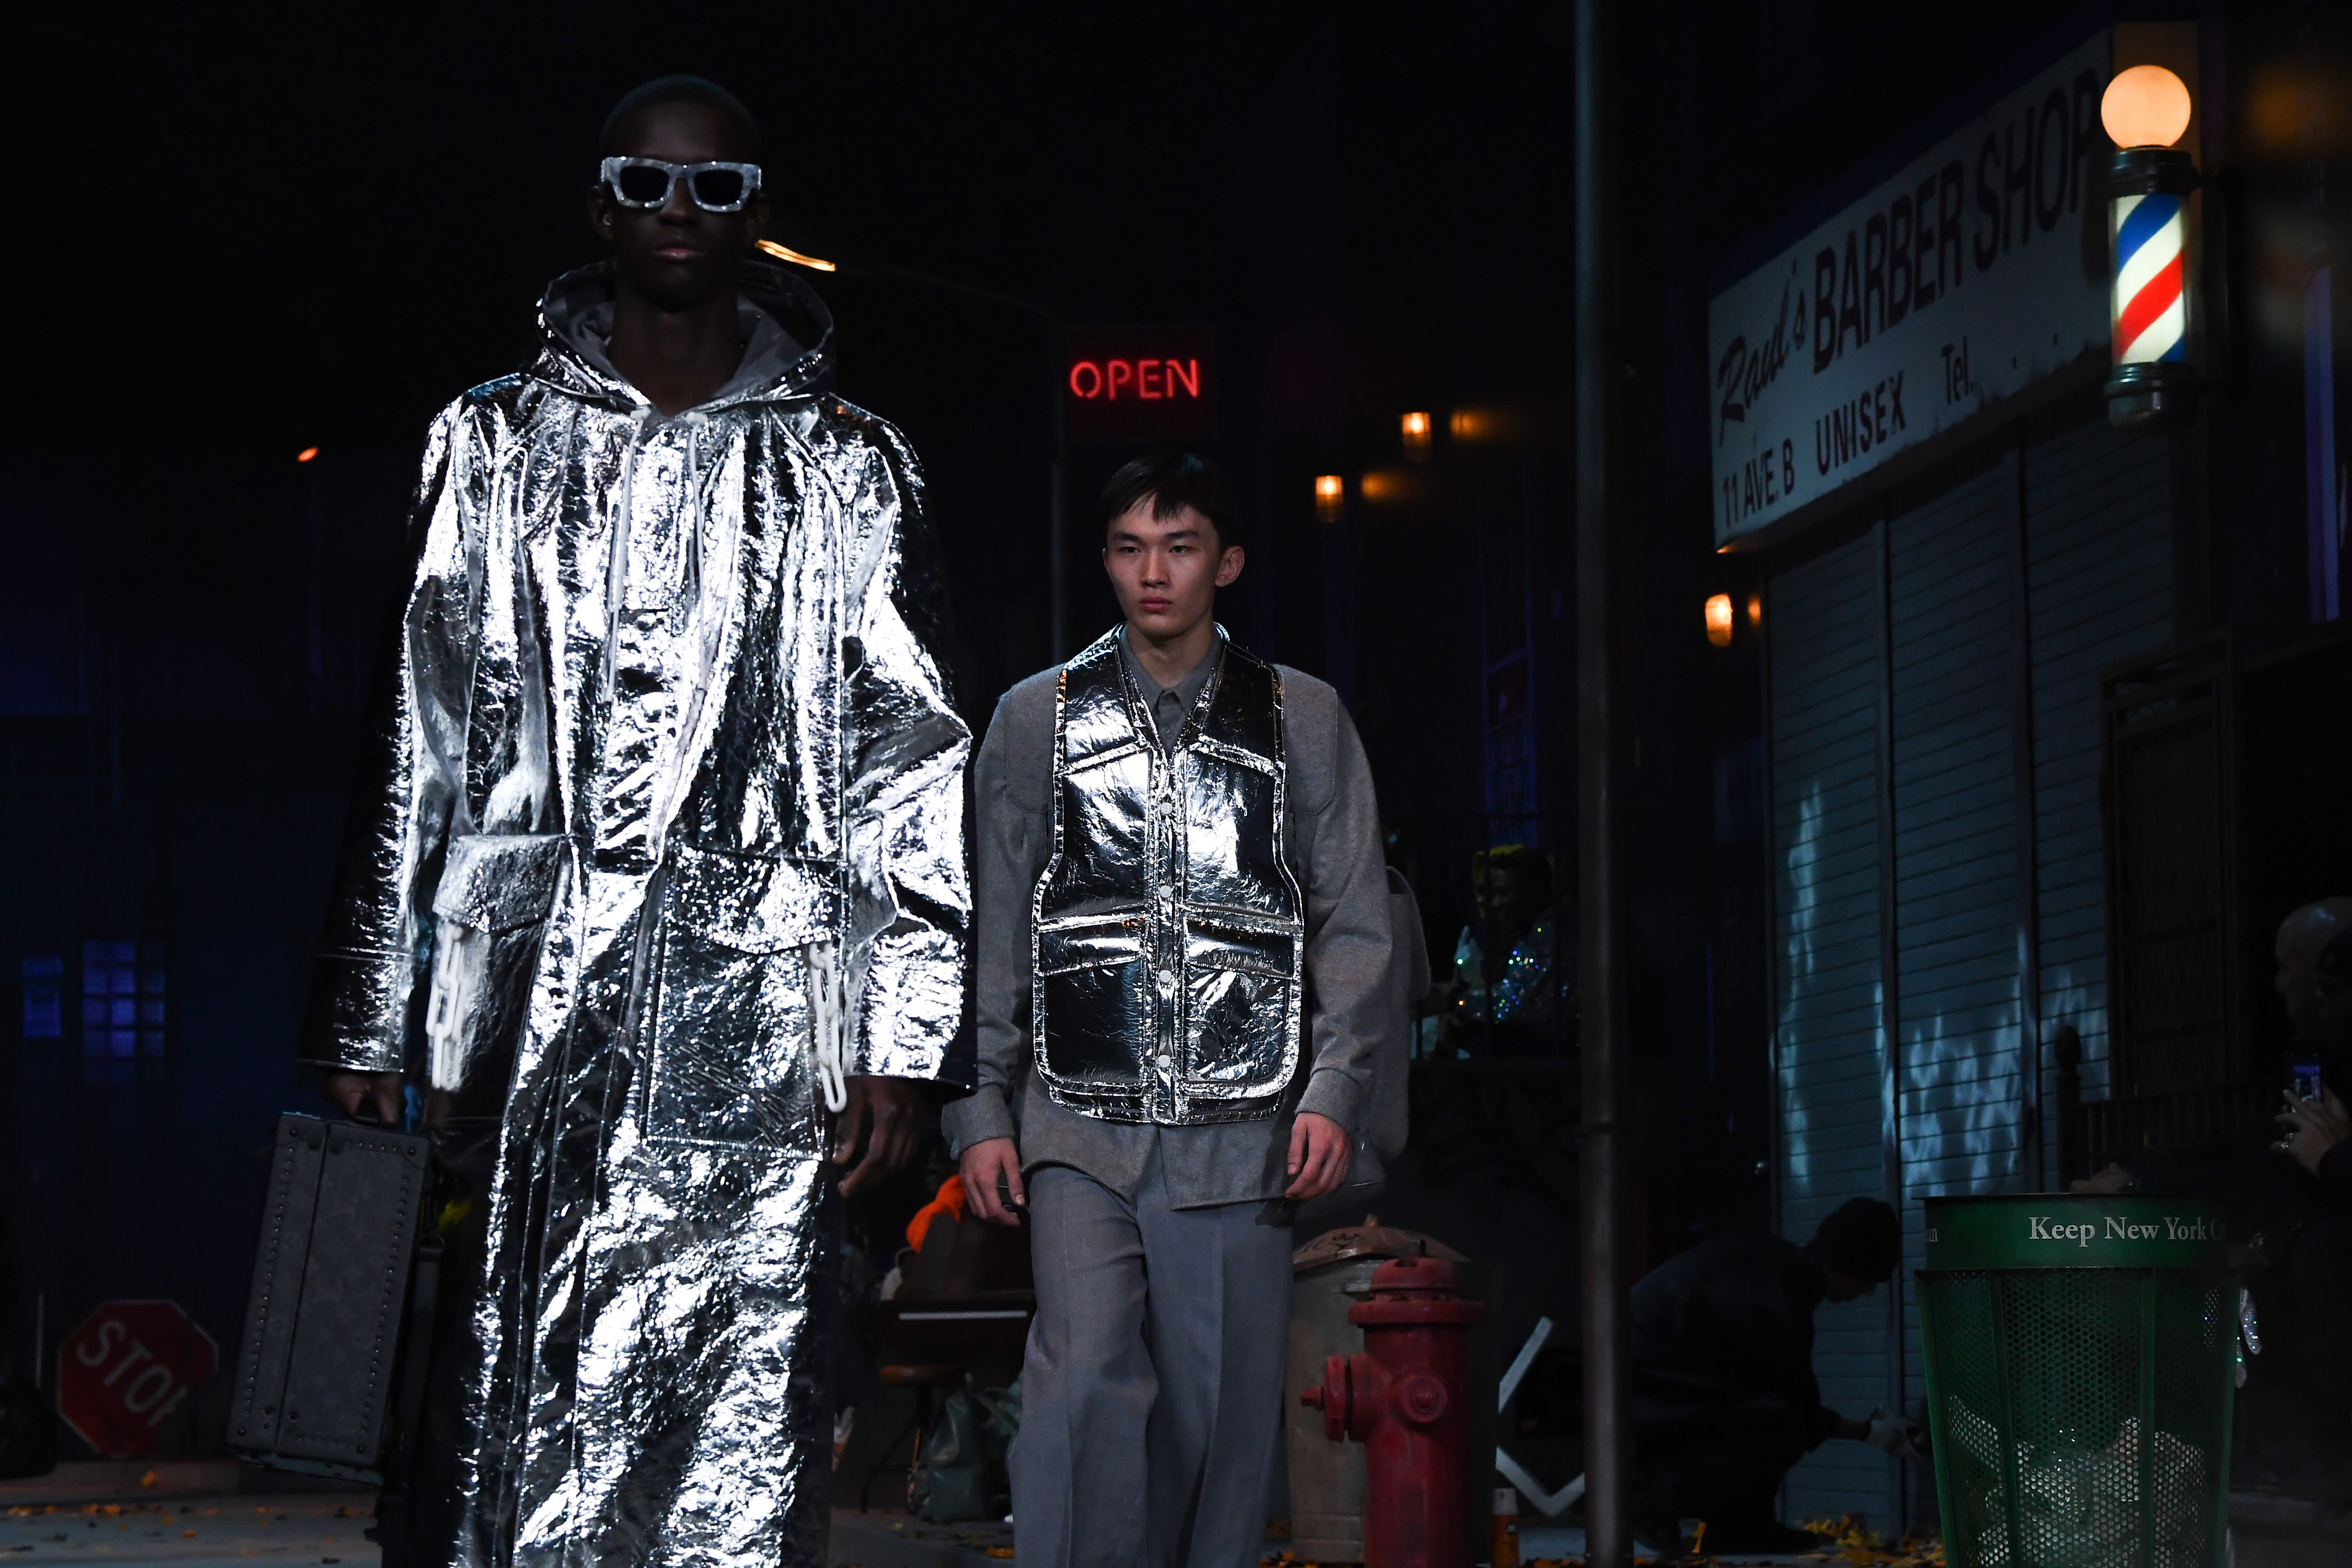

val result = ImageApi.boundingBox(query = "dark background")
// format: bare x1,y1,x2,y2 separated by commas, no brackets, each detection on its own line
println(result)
2,0,2344,1467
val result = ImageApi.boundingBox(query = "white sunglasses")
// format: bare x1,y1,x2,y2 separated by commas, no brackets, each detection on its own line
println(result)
599,157,762,213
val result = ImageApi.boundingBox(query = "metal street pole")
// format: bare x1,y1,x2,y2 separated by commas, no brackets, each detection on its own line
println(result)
793,253,1069,660
1573,0,1631,1564
1050,396,1069,663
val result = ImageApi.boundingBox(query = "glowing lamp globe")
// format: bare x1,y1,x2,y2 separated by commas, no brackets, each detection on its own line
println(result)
1704,593,1734,648
2101,65,2191,150
2100,66,2200,431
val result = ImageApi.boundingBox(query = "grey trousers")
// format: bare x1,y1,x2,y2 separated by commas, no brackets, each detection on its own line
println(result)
1010,1151,1294,1568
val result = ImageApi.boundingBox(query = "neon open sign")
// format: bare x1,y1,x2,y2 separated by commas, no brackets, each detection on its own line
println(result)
1061,326,1217,445
1067,356,1203,402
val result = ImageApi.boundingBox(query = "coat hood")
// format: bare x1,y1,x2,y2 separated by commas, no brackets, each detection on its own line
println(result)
527,256,837,411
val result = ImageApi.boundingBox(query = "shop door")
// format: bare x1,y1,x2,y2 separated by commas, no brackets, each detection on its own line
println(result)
2023,417,2175,1122
1766,527,1898,1528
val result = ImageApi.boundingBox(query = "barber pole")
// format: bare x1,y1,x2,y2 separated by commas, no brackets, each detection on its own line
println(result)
2112,192,2186,368
2099,63,2201,431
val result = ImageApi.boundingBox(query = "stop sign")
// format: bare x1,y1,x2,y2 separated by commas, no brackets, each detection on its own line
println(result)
56,1300,218,1458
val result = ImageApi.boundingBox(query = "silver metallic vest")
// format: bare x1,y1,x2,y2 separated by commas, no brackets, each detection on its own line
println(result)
1032,628,1306,1124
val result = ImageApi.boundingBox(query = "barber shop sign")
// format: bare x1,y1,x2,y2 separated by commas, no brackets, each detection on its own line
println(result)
1708,28,2113,544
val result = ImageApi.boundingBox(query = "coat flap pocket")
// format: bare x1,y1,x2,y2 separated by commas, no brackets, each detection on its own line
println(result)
1037,913,1146,975
1184,915,1294,978
667,843,838,954
432,834,569,932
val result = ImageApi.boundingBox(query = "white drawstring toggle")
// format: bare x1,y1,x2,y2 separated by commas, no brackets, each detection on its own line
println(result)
807,939,848,1114
424,922,491,1092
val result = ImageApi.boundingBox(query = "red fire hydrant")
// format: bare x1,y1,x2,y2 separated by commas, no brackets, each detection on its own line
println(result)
1299,1256,1485,1568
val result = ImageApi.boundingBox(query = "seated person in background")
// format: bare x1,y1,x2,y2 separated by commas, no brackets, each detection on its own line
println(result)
1439,845,1577,1047
2076,897,2352,1200
1627,1198,1921,1555
2271,919,2352,1444
2074,897,2352,1497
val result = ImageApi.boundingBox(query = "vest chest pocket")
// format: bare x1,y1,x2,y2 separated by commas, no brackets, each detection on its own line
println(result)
1181,916,1298,1092
1035,913,1149,1087
641,845,837,1154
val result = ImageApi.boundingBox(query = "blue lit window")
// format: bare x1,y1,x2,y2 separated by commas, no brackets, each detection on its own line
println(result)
81,939,165,1060
22,956,63,1039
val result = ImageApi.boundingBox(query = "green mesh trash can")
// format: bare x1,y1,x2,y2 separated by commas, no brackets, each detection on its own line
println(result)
1917,1195,2235,1568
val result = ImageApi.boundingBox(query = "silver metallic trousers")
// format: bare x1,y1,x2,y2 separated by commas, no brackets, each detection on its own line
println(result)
1010,1150,1293,1568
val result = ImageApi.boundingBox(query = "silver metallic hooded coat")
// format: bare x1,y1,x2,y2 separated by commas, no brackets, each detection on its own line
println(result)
1031,628,1303,1124
303,259,970,1566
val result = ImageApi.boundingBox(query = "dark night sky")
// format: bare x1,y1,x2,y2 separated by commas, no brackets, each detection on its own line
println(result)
0,0,2084,454
3,3,1329,445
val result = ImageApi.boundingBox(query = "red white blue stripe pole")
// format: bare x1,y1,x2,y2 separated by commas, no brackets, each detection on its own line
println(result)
2112,191,2187,366
2100,147,2199,429
2100,63,2199,431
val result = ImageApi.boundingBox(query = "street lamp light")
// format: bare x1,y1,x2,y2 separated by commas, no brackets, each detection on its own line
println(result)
754,239,837,273
2101,65,2199,431
1400,411,1433,460
1314,474,1344,524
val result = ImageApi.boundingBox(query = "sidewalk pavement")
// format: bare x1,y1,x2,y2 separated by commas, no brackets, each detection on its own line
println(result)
823,1512,1839,1568
0,1465,1892,1566
0,1461,376,1567
829,1510,1013,1568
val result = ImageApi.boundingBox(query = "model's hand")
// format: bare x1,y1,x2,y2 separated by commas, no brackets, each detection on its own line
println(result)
958,1138,1026,1226
832,1076,925,1196
324,1070,405,1125
2275,1086,2352,1177
1285,1112,1352,1200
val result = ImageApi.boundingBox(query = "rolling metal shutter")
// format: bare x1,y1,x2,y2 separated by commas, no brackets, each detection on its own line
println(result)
1767,529,1898,1527
2023,418,2174,1134
1886,460,2026,1448
1766,410,2172,1532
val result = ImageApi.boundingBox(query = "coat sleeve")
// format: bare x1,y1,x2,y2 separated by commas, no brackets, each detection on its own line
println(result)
1289,681,1393,1136
937,687,1051,1154
834,420,974,1083
301,400,482,1073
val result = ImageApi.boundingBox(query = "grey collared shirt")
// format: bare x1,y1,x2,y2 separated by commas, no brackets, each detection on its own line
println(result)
939,629,1392,1209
